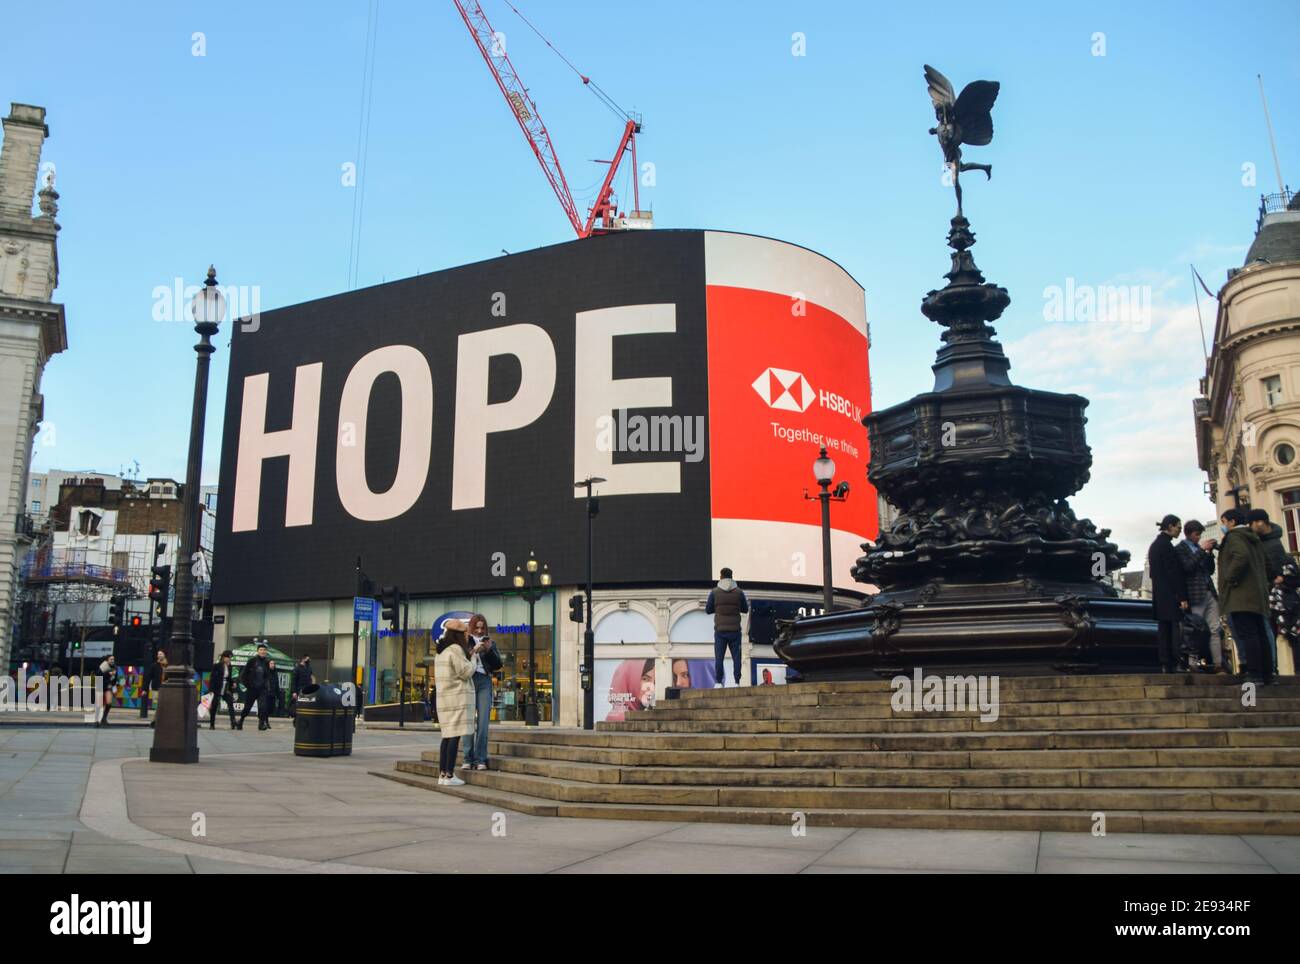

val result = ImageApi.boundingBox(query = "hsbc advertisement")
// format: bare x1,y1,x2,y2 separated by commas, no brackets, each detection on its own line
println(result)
212,230,874,604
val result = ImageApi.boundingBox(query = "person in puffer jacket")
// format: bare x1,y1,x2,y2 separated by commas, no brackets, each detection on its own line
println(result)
706,568,749,688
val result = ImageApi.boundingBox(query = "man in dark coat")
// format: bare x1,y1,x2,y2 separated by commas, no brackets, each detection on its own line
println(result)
1248,508,1287,671
207,650,237,730
1218,508,1274,683
1148,514,1189,672
238,643,273,731
141,649,166,721
290,655,314,718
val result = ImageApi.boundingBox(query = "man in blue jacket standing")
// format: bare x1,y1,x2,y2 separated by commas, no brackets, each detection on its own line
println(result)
706,568,749,688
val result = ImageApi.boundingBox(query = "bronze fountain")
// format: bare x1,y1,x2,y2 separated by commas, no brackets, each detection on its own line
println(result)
775,66,1157,678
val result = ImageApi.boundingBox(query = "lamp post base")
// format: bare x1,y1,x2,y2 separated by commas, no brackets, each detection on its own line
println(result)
524,699,539,726
148,672,200,764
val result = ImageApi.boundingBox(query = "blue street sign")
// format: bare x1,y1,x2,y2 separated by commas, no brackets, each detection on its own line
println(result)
353,596,375,622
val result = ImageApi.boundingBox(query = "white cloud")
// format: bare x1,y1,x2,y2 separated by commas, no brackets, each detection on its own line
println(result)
1004,284,1214,566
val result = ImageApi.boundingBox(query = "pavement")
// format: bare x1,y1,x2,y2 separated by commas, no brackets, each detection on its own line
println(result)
3,716,1300,873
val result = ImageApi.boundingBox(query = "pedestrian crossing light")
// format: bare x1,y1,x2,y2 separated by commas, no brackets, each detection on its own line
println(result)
569,594,584,623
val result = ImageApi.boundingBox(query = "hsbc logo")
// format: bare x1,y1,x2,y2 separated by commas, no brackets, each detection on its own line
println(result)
752,367,815,412
751,367,863,422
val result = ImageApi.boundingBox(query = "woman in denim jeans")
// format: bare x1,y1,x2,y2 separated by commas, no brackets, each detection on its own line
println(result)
461,613,499,771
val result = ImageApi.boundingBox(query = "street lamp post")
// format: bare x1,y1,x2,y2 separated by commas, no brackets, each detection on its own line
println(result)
150,266,225,765
574,476,605,730
513,551,550,727
804,446,850,614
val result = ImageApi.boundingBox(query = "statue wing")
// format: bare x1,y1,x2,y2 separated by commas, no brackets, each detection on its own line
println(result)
954,80,999,146
923,64,955,109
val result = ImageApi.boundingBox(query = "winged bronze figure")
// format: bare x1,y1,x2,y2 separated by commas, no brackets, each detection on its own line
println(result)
924,64,999,217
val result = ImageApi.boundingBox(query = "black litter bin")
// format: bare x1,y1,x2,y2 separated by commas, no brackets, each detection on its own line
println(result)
293,683,354,757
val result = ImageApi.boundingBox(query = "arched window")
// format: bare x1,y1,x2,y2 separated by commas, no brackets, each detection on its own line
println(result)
669,610,713,643
594,610,656,644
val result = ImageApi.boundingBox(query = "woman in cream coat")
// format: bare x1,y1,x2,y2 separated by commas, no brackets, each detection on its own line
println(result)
434,621,477,785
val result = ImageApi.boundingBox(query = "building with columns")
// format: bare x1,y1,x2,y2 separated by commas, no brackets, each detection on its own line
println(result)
0,103,66,670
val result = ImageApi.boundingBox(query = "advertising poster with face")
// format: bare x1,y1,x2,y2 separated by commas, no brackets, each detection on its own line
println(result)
594,658,657,723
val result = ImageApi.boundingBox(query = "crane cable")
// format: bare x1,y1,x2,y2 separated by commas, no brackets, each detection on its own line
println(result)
347,0,380,291
501,0,631,123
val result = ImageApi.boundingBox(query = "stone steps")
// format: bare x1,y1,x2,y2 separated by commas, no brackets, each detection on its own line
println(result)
372,767,1300,834
602,712,1300,733
476,753,1300,789
486,740,1300,770
393,758,1300,812
638,697,1300,721
387,673,1300,834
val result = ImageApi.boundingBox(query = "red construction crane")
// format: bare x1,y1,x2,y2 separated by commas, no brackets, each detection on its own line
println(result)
452,0,648,238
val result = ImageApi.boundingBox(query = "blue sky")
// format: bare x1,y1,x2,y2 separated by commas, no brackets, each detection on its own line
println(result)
4,0,1297,564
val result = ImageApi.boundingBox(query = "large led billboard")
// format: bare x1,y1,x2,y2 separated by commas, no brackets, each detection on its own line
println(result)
212,230,874,604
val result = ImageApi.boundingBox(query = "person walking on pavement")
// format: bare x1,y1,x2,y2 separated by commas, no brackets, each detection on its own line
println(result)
1176,520,1226,673
97,655,119,727
207,650,237,729
267,660,282,718
1248,508,1286,671
461,613,501,772
434,620,475,786
238,643,274,730
706,567,749,687
1218,508,1275,683
141,649,166,723
290,655,314,718
1147,514,1189,672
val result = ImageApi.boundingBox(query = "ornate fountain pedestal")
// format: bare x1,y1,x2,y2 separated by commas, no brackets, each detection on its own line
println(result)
776,214,1157,679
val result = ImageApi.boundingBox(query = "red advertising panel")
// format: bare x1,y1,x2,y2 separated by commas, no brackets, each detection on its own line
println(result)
704,233,876,592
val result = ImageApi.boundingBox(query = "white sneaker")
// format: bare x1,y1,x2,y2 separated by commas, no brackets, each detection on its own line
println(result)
437,776,448,786
445,776,466,787
459,762,474,771
713,683,723,688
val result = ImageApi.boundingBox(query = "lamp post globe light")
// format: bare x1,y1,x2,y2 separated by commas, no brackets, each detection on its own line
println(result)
804,446,850,614
513,551,551,727
150,266,224,765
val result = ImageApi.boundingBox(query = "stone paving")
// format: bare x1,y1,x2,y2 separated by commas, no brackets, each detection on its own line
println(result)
2,719,1300,873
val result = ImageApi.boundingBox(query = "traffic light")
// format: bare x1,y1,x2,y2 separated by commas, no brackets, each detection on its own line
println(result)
108,595,125,635
380,585,401,630
149,564,172,618
568,594,584,624
130,615,143,628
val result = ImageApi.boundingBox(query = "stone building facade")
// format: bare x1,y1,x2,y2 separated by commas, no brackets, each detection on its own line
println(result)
1196,189,1300,671
0,104,66,669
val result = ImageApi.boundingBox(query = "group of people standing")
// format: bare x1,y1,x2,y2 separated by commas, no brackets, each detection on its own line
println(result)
434,614,500,785
1148,507,1291,683
205,646,315,730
